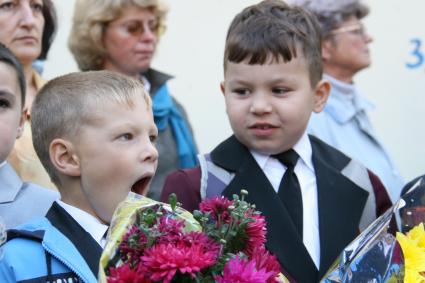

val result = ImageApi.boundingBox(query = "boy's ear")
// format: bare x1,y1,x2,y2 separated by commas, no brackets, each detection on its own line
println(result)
16,110,26,139
313,79,331,113
220,82,225,96
49,138,81,177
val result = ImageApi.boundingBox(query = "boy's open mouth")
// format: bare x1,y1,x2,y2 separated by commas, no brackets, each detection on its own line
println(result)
131,175,153,195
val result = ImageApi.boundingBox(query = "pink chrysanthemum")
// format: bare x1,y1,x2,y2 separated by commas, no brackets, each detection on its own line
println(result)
119,225,147,264
156,216,185,244
140,242,217,283
182,231,221,254
251,246,282,283
244,214,267,256
215,256,275,283
107,263,150,283
157,216,185,235
199,196,234,223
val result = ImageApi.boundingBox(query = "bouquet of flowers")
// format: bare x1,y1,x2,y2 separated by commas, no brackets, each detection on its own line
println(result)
320,177,425,283
99,191,289,283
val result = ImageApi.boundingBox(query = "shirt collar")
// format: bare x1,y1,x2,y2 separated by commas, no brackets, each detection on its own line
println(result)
140,75,151,93
324,74,375,124
56,200,108,246
0,162,22,203
250,131,314,172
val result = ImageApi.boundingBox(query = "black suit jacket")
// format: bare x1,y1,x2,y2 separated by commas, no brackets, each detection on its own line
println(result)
161,135,392,283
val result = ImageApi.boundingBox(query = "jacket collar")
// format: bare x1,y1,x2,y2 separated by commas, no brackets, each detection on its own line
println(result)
211,135,369,281
46,202,102,281
142,68,173,96
0,162,23,203
309,135,369,277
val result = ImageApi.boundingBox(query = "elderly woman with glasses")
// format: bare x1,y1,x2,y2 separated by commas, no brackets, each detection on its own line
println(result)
68,0,198,201
295,0,404,202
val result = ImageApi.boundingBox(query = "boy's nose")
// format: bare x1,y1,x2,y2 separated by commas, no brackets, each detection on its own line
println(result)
250,94,272,114
140,141,158,163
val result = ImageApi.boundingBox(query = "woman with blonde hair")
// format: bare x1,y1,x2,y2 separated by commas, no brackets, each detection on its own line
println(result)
0,0,57,189
69,0,198,200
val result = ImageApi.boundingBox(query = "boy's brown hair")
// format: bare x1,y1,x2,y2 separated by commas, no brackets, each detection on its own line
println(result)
31,71,151,186
224,0,323,86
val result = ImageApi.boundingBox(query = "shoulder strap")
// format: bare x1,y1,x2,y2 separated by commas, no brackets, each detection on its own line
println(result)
6,229,45,242
198,154,235,200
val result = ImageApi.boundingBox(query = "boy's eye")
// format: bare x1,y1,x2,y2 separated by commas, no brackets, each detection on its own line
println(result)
233,88,250,96
118,133,133,141
149,134,157,143
272,87,290,95
0,99,11,108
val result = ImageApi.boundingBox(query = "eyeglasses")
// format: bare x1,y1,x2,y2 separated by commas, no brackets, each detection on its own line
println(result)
107,20,166,37
329,24,366,37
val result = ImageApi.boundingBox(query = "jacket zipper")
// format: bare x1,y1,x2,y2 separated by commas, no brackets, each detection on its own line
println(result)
42,242,89,283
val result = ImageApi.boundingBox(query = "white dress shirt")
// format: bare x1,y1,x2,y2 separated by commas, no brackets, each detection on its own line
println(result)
57,200,109,248
250,132,320,269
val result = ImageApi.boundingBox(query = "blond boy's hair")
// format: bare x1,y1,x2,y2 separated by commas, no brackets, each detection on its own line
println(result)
31,71,151,185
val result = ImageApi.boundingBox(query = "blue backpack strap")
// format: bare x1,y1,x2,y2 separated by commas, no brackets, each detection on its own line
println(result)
198,154,235,200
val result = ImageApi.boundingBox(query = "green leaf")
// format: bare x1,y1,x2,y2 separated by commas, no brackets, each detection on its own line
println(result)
168,193,177,211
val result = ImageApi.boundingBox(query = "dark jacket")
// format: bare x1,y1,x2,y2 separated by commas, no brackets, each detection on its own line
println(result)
161,135,393,283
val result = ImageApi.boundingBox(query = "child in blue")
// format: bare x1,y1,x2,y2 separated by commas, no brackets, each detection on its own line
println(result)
161,1,393,282
0,71,158,282
0,43,58,229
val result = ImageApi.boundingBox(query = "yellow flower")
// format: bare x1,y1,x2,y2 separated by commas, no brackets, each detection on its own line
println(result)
396,223,425,283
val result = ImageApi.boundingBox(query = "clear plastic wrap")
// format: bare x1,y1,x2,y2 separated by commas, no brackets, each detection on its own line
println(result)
321,178,425,283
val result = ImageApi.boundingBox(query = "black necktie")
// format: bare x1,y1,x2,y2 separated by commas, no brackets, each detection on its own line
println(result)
273,149,303,238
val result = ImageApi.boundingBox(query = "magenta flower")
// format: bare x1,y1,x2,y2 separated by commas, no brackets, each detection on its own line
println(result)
199,196,234,223
107,263,150,283
251,246,282,283
244,214,267,256
156,216,185,244
215,256,275,283
119,225,147,264
140,242,217,283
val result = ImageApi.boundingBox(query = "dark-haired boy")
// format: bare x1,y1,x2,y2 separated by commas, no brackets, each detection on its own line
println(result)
161,1,392,282
0,43,58,229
